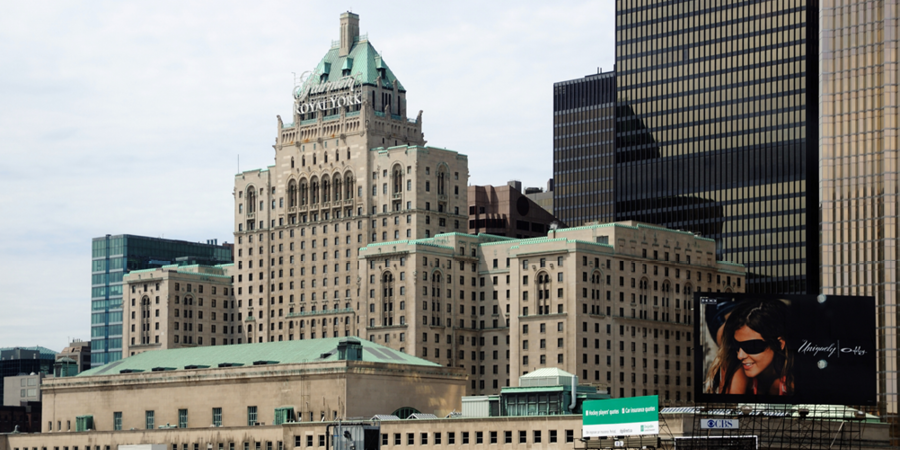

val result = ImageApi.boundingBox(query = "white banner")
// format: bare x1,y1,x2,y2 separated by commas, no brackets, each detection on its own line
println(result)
583,421,659,437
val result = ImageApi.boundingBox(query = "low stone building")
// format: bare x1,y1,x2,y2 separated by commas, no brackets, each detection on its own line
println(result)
41,337,465,435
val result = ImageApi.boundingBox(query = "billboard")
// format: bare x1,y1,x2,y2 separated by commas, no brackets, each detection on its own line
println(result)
695,293,876,405
582,395,659,437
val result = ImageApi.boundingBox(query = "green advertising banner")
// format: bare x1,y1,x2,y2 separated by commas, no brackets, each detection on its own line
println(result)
582,395,659,437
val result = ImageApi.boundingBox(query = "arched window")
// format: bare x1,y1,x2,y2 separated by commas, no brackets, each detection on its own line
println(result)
247,188,257,213
345,173,354,199
291,157,295,168
311,177,320,204
288,181,297,208
437,168,447,196
334,177,342,201
322,177,331,203
392,407,420,419
392,166,403,194
300,180,309,206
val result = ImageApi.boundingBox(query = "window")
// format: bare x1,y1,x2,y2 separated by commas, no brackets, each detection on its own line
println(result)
178,409,188,428
213,408,222,427
113,412,122,431
145,411,154,430
462,432,470,444
247,406,258,426
519,430,527,443
448,432,456,444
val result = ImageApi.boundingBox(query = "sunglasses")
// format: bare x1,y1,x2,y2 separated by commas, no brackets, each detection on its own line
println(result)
734,339,769,355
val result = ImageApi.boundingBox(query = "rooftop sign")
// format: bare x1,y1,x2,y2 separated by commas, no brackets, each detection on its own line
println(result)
582,395,659,437
293,71,362,115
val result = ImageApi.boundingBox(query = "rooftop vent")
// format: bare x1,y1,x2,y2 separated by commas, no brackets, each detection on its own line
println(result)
184,365,210,370
217,363,244,368
252,360,279,366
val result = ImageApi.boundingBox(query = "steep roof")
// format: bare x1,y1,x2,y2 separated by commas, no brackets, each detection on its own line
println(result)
78,338,438,377
306,38,404,91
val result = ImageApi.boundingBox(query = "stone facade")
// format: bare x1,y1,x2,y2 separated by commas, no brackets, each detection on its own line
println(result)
118,14,745,402
231,15,468,348
122,264,236,356
358,221,745,399
40,355,464,434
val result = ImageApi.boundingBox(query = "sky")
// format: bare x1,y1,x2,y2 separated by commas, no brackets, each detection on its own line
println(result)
0,1,615,351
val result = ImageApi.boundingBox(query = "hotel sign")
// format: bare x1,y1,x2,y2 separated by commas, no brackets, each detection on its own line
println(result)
293,72,362,115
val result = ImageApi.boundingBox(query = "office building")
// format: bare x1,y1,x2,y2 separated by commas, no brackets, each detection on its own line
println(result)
232,13,469,346
0,347,55,402
613,0,819,295
358,221,744,398
819,0,900,435
121,263,237,357
553,70,616,227
91,235,233,365
3,373,46,406
55,339,90,374
524,179,555,215
467,181,559,238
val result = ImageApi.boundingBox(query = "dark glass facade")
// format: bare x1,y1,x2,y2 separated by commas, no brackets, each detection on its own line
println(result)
553,71,616,227
90,235,232,365
614,0,819,295
0,348,55,400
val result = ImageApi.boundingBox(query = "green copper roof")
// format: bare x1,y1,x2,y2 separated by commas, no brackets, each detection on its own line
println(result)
311,39,405,91
78,338,438,377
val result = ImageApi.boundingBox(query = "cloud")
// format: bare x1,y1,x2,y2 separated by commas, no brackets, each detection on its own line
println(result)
0,0,614,349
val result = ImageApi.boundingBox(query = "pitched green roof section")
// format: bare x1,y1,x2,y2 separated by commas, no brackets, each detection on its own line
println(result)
310,39,404,91
78,338,438,377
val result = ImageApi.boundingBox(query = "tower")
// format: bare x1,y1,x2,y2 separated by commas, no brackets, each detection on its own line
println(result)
232,13,469,346
613,0,819,295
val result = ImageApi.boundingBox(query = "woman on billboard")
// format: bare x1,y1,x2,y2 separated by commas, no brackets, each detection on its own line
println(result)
704,298,794,396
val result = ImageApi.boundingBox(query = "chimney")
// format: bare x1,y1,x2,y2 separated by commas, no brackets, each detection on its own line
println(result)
340,12,360,57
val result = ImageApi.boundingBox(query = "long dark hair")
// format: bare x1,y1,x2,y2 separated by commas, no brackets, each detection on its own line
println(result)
724,298,793,394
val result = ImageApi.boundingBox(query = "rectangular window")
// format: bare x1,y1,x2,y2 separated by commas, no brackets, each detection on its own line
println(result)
113,412,122,431
462,432,470,444
448,432,455,444
178,409,188,428
247,406,258,426
145,411,154,430
519,430,527,443
212,408,222,427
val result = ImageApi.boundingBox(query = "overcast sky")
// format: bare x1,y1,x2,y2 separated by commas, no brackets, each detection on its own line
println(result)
0,1,614,351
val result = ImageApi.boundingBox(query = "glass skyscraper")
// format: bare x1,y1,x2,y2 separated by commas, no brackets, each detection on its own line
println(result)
90,234,232,365
819,0,900,434
553,71,617,226
614,0,819,295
